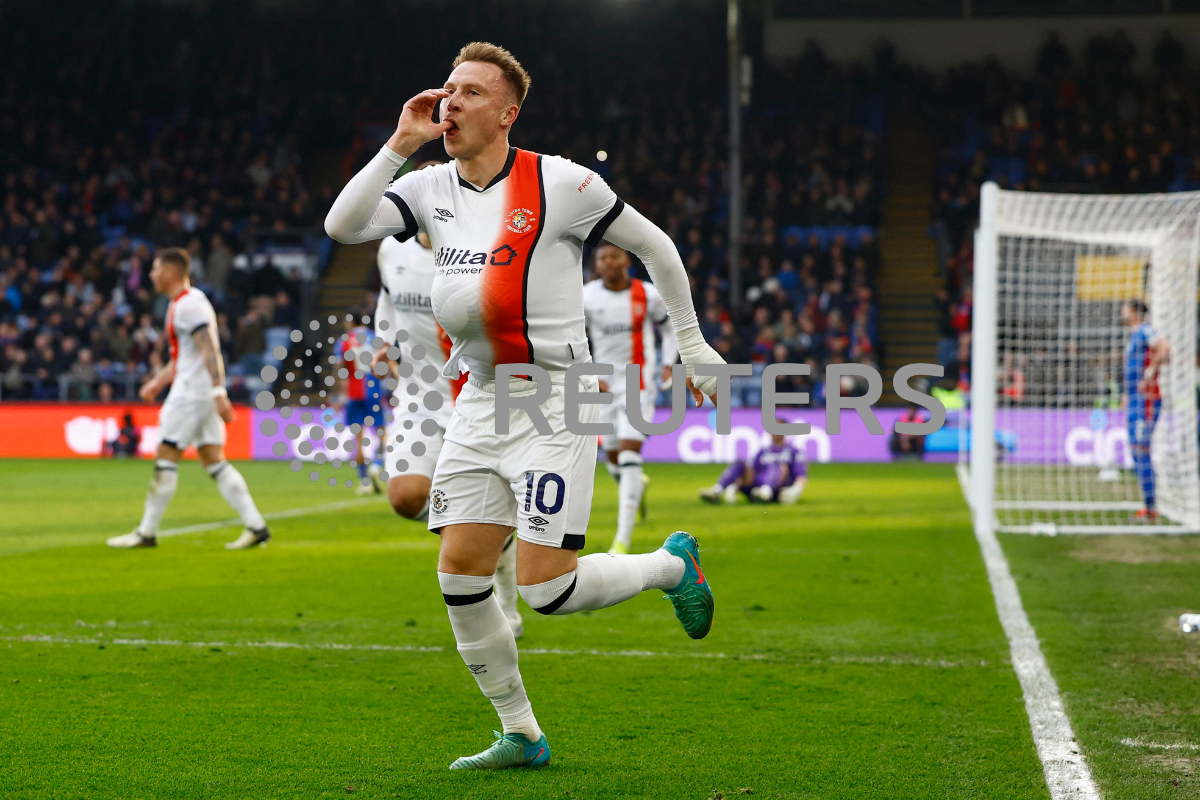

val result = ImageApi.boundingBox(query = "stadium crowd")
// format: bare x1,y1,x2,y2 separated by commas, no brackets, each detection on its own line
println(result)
18,5,1194,408
930,30,1200,387
0,2,335,400
1,0,888,406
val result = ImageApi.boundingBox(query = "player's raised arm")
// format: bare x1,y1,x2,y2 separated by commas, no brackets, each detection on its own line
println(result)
324,89,451,244
603,204,724,405
192,327,234,423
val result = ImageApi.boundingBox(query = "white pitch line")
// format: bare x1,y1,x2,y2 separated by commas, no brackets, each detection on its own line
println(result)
974,523,1101,799
153,496,387,540
3,634,988,668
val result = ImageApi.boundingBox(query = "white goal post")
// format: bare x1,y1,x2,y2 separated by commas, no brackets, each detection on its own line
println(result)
963,182,1200,535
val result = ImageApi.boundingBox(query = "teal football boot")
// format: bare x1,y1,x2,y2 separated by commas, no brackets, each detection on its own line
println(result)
449,731,551,770
661,532,715,639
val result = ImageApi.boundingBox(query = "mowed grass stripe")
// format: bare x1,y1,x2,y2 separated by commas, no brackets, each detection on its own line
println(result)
1,459,1049,799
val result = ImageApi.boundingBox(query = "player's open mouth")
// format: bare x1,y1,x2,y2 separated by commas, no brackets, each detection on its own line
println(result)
445,121,460,139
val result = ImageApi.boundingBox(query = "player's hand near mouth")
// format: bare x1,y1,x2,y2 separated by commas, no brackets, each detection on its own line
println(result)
386,88,453,158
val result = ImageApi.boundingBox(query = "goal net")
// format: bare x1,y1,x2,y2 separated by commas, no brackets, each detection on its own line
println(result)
964,183,1200,534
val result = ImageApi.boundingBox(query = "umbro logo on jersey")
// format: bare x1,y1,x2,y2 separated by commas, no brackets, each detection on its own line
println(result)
527,516,550,526
433,245,520,267
434,207,454,221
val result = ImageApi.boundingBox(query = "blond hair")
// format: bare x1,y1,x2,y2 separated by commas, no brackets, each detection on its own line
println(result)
155,246,191,274
453,42,531,107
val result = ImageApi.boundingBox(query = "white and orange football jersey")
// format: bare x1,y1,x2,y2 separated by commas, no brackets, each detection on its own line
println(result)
382,148,624,380
163,286,219,401
374,235,461,418
583,278,671,392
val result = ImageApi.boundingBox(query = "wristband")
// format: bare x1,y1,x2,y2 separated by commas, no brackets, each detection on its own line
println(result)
675,324,716,365
211,386,228,399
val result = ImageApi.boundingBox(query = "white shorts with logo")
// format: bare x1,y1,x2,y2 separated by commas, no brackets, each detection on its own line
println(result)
159,391,225,451
599,382,657,450
428,374,598,550
383,407,446,480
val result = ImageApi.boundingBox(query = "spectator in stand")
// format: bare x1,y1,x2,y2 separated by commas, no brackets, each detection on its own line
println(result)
104,413,141,458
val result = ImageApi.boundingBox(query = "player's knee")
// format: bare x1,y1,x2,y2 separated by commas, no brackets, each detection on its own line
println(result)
518,571,577,616
391,493,427,519
387,478,431,519
148,458,179,494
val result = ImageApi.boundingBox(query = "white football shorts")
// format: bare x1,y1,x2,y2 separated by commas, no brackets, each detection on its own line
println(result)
383,408,445,480
599,381,657,450
158,391,225,451
428,373,598,550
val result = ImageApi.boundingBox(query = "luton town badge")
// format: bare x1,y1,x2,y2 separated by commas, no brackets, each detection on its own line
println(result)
505,207,536,234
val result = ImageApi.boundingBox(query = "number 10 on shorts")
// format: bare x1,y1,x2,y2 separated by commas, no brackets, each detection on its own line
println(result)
524,471,565,520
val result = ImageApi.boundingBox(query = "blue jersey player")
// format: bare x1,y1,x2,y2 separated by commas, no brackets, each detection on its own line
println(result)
1122,299,1170,520
337,313,388,494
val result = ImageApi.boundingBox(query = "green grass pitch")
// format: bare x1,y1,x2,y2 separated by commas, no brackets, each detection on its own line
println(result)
2,458,1199,798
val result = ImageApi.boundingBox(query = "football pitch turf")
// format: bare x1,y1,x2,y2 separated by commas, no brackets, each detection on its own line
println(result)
2,459,1199,799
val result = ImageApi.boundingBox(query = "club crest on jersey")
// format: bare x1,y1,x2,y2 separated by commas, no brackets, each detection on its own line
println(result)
505,207,536,234
430,488,449,514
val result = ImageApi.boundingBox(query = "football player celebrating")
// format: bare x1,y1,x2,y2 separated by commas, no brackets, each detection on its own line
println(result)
583,243,677,553
370,154,522,638
326,42,724,770
107,247,271,550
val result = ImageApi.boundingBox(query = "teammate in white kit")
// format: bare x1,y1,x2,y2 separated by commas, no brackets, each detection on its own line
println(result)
107,248,271,551
371,156,522,637
583,243,677,554
325,42,725,770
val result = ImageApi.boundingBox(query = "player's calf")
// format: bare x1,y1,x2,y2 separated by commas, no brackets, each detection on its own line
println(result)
109,457,178,548
439,569,542,748
516,546,686,619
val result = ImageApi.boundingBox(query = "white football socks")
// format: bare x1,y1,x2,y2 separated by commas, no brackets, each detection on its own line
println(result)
206,461,267,531
494,534,520,622
137,459,178,535
615,450,644,549
518,550,685,616
439,572,541,742
604,459,621,484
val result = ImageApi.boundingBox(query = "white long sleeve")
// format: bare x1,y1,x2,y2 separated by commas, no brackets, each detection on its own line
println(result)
658,318,678,368
373,283,399,347
602,204,697,335
324,146,412,244
602,203,724,394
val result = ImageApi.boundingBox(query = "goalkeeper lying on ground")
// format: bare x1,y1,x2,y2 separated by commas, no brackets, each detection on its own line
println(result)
699,433,807,505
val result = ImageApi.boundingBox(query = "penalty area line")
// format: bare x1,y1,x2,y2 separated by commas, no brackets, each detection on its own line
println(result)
974,521,1101,800
153,496,388,540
